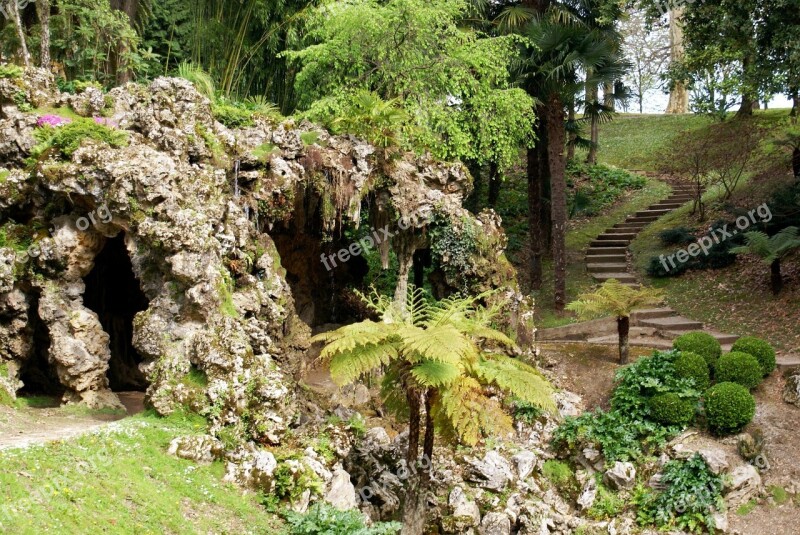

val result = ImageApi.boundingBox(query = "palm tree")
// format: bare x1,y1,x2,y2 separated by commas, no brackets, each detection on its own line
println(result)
311,288,555,534
567,279,664,364
731,227,800,295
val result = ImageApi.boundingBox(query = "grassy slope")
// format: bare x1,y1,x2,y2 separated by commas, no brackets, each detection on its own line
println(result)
0,411,283,534
596,110,800,352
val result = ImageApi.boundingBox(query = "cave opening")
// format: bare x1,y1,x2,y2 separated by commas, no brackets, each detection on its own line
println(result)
17,291,63,398
82,234,150,392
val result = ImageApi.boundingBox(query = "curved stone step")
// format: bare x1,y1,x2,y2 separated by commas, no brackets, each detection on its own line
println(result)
586,246,628,256
587,263,629,273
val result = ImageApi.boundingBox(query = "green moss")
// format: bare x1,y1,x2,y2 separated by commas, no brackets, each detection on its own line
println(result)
28,118,128,164
300,131,324,146
217,269,239,318
587,482,625,520
195,123,226,165
769,485,790,505
0,169,9,183
737,499,758,516
542,460,579,498
0,64,24,79
251,142,279,163
212,102,255,128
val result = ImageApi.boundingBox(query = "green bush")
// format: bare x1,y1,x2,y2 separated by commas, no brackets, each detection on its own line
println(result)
0,64,24,79
284,503,401,535
715,352,763,390
648,393,696,426
212,102,255,128
673,332,721,370
673,351,710,390
731,336,776,377
705,382,756,434
659,227,697,246
542,460,579,497
30,119,128,161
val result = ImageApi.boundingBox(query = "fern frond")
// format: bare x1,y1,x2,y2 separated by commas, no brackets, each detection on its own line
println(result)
476,356,557,413
312,321,397,359
410,360,462,388
732,227,800,264
329,342,398,386
434,377,513,446
398,324,479,366
566,279,663,319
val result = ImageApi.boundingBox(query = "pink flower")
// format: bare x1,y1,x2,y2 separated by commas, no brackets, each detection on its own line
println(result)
93,116,118,128
36,115,72,128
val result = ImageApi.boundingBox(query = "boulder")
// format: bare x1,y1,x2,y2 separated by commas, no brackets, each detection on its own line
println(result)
466,451,515,492
724,464,762,508
577,478,597,511
449,486,481,530
603,461,636,490
784,372,800,406
325,466,358,511
479,512,511,535
512,450,537,481
167,434,223,463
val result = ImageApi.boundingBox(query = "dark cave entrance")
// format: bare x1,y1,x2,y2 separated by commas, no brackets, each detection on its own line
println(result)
18,291,63,397
82,234,150,392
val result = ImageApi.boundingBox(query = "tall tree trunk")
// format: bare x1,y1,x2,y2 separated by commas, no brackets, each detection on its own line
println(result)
401,386,423,535
736,53,756,118
603,81,615,112
393,234,418,314
111,0,139,84
770,259,783,296
586,79,598,164
528,143,544,290
617,316,630,364
567,100,576,161
422,389,436,483
790,89,799,123
546,94,567,311
4,0,31,67
36,0,50,69
487,162,501,207
793,146,800,179
666,8,689,114
412,249,429,290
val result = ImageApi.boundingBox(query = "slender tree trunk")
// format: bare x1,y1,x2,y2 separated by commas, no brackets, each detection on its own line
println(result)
393,234,418,314
736,54,756,118
617,316,630,364
792,146,800,179
111,0,139,84
401,386,423,535
36,0,50,69
567,101,576,161
546,94,567,311
666,8,689,114
422,389,436,483
587,115,599,165
770,259,783,296
790,89,799,123
5,0,31,67
528,144,544,290
586,80,599,164
603,81,615,112
487,162,501,207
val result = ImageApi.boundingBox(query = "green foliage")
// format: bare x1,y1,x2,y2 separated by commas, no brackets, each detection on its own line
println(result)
346,413,367,438
659,227,697,246
512,398,543,425
177,62,216,99
587,482,624,520
705,382,756,435
633,454,724,534
542,460,579,498
284,503,401,535
312,289,555,447
731,336,776,377
673,352,711,391
29,119,128,162
429,214,481,294
212,102,255,128
272,462,324,504
731,227,800,264
0,64,23,79
715,352,763,390
566,162,647,217
288,0,535,167
648,393,696,426
673,332,722,371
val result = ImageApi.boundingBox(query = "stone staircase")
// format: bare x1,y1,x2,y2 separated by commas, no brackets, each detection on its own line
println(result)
586,183,696,286
538,182,741,349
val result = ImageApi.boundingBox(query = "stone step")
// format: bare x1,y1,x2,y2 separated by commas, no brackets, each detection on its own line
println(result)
591,272,638,283
635,209,673,218
587,334,675,350
614,222,647,229
631,308,676,320
625,216,660,223
597,232,637,241
586,246,628,255
640,316,704,331
590,239,631,247
587,263,629,273
585,254,628,263
777,356,800,372
606,227,643,234
651,202,684,209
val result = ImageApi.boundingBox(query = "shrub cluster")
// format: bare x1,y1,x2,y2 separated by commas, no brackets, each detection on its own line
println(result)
715,352,763,390
673,332,722,370
705,382,756,434
647,220,743,278
731,336,776,376
659,226,697,246
284,503,401,535
566,161,646,217
30,118,128,161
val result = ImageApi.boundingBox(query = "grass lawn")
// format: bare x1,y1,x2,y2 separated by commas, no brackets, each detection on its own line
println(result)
0,410,283,534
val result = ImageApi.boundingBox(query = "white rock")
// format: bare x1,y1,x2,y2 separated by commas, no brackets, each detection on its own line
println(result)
725,464,762,507
577,478,598,511
325,466,358,511
449,486,481,528
466,451,515,491
712,511,729,533
512,450,537,481
604,462,636,490
479,512,511,535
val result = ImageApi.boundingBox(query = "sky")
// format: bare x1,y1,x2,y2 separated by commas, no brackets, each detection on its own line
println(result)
632,88,794,115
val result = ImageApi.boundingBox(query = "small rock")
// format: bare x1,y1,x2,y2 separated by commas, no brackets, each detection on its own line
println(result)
512,450,537,481
577,478,598,511
697,447,730,475
712,511,729,533
325,466,358,511
724,464,762,508
167,434,223,463
604,461,636,490
449,486,481,529
466,451,515,492
479,512,511,535
784,372,800,406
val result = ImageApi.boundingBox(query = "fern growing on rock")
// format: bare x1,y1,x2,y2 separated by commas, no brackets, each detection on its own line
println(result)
311,287,555,533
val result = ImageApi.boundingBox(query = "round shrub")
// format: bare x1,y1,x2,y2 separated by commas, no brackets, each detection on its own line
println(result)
731,336,776,377
715,352,763,390
648,393,696,426
705,382,756,434
674,351,710,390
673,332,721,370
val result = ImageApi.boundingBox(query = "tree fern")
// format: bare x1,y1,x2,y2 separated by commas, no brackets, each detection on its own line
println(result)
475,356,557,413
329,343,399,386
730,227,800,264
566,279,663,319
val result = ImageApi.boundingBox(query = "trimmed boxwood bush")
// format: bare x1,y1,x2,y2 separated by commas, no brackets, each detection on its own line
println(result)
673,351,710,390
673,332,722,370
648,393,696,426
731,336,776,377
715,352,763,390
705,382,756,434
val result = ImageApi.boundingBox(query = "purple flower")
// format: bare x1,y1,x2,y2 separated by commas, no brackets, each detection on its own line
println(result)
36,115,72,128
93,116,118,128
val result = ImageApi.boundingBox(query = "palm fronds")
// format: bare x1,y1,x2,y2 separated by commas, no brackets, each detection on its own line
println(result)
566,279,664,319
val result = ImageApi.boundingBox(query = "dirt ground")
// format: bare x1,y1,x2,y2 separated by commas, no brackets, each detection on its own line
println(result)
542,342,800,534
0,392,144,450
